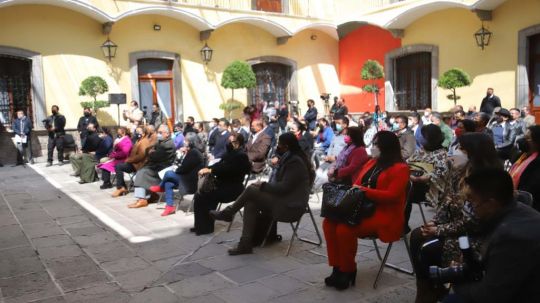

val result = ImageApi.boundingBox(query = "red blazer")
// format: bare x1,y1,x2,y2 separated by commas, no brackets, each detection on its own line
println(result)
336,146,369,183
354,159,410,242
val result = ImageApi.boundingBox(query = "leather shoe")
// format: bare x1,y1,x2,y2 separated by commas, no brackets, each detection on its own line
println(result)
78,180,87,184
209,210,234,222
100,183,113,190
112,187,128,198
228,245,253,256
46,162,53,167
128,199,148,208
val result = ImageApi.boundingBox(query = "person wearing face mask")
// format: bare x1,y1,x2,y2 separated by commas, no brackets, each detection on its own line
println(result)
123,100,143,133
325,117,349,162
97,127,133,190
45,105,66,167
395,115,416,160
12,109,33,165
194,122,208,147
210,118,231,160
112,125,157,197
172,122,184,150
322,131,409,290
131,126,143,145
327,126,369,185
303,99,318,131
315,118,334,153
77,107,99,149
290,121,313,157
246,118,272,174
207,118,221,152
491,108,518,160
192,133,251,235
422,108,432,126
129,125,176,209
509,125,540,211
479,87,501,116
70,123,102,184
448,119,475,157
211,132,314,255
183,116,196,136
410,133,502,303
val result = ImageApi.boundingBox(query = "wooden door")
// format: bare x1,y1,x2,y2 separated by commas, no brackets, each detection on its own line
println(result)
529,33,540,123
138,59,175,128
0,57,32,127
255,0,282,13
394,52,431,111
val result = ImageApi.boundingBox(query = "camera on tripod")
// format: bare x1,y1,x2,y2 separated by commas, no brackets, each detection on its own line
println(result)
320,93,331,103
428,236,483,284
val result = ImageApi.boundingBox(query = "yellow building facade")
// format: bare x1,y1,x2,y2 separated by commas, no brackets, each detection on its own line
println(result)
1,0,539,129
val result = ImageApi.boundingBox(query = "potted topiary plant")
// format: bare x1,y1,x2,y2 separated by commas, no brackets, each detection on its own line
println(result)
438,68,472,106
220,60,256,119
79,76,110,112
361,60,385,107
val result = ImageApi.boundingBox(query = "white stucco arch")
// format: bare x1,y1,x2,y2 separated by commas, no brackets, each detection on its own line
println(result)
216,17,292,37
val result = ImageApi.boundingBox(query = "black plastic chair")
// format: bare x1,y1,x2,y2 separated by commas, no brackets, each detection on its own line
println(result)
260,203,323,256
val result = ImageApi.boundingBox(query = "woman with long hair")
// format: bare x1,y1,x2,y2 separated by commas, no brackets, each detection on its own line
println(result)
327,126,369,185
509,125,540,211
98,127,132,189
323,131,410,290
411,133,502,303
211,132,314,255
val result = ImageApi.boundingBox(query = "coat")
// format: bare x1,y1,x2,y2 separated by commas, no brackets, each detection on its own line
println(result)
211,130,230,159
455,202,540,303
516,155,540,211
260,153,311,209
335,146,369,185
97,136,133,173
304,107,318,130
77,115,99,139
246,132,271,173
47,113,66,137
12,117,32,136
125,134,157,171
397,129,416,160
175,148,205,194
479,95,501,115
134,137,176,189
355,159,410,242
211,148,251,191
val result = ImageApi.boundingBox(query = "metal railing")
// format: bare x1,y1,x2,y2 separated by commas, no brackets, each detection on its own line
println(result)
167,0,335,19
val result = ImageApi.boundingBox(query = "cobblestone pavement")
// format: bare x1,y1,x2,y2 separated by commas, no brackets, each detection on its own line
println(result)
0,161,432,302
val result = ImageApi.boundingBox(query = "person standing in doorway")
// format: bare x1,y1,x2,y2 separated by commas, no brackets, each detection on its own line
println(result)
480,88,502,116
46,105,66,167
12,109,33,165
304,99,318,131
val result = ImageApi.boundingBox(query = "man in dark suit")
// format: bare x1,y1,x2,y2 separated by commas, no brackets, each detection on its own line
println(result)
479,88,501,116
77,107,99,149
46,105,66,167
246,119,271,173
12,109,33,165
304,99,318,131
262,116,276,148
211,118,230,160
70,123,102,183
277,103,289,133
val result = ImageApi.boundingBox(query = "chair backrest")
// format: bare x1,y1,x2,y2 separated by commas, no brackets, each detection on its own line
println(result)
516,190,534,207
63,134,76,148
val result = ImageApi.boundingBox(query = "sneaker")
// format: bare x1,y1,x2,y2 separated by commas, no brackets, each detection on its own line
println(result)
161,205,176,216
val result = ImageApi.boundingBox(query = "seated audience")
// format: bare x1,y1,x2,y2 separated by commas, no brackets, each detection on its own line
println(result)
98,127,133,189
509,125,540,211
128,124,176,208
290,121,314,157
172,123,184,150
194,122,208,147
411,133,502,303
395,115,416,160
327,126,369,185
211,133,314,255
443,169,540,303
191,132,251,235
150,133,205,216
448,119,476,156
491,108,517,160
70,123,102,184
315,118,334,153
112,125,157,197
431,112,453,149
323,131,410,290
211,119,231,160
246,118,272,173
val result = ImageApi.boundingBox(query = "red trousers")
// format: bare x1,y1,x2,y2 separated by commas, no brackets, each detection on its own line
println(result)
323,218,381,272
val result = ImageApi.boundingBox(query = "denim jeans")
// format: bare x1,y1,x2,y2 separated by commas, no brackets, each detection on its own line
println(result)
159,171,187,207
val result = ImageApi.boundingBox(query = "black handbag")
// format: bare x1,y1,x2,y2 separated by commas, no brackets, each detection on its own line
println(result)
197,173,217,193
320,166,382,226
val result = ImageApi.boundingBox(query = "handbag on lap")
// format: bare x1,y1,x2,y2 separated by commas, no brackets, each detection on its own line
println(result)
197,173,217,194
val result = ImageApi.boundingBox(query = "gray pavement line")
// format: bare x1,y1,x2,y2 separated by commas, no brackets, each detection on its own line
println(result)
29,164,140,242
0,191,66,297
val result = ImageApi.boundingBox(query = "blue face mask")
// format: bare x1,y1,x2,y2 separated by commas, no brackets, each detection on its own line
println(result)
335,124,343,132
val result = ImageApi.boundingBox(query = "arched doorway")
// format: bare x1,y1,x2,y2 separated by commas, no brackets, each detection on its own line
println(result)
0,56,32,126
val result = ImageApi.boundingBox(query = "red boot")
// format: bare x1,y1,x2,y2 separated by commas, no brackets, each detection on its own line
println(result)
149,185,164,193
161,205,176,216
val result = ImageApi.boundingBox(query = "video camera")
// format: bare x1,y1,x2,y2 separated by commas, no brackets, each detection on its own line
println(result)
42,118,53,130
428,236,483,284
320,93,331,103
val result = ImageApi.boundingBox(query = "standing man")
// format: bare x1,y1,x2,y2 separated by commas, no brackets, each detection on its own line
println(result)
123,100,144,133
12,109,33,165
480,87,501,116
77,107,99,149
304,99,318,131
46,105,66,167
184,116,196,135
277,103,289,133
147,104,163,128
211,119,230,160
333,98,349,120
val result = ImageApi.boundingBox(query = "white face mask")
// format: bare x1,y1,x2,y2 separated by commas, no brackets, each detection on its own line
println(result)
233,127,239,132
370,146,381,158
424,112,430,117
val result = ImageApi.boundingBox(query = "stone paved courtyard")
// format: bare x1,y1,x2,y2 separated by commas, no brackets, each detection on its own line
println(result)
0,161,431,303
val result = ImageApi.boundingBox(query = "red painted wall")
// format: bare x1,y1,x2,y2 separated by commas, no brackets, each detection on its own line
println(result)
339,25,401,113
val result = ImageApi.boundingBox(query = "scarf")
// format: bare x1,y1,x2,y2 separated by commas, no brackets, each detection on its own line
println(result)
509,152,538,188
335,144,356,170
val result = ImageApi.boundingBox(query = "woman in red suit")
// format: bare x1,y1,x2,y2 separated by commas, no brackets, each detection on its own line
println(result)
323,131,410,290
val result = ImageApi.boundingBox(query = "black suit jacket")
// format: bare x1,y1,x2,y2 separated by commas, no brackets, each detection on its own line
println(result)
77,115,99,138
82,132,102,153
455,202,540,303
175,148,204,194
517,156,540,211
480,95,501,115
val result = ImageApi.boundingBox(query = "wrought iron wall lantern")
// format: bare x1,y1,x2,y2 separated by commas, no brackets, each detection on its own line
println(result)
200,42,213,65
101,37,118,61
474,22,492,50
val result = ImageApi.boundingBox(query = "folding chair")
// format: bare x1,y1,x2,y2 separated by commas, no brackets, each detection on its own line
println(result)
127,173,136,192
260,203,323,256
361,181,415,289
